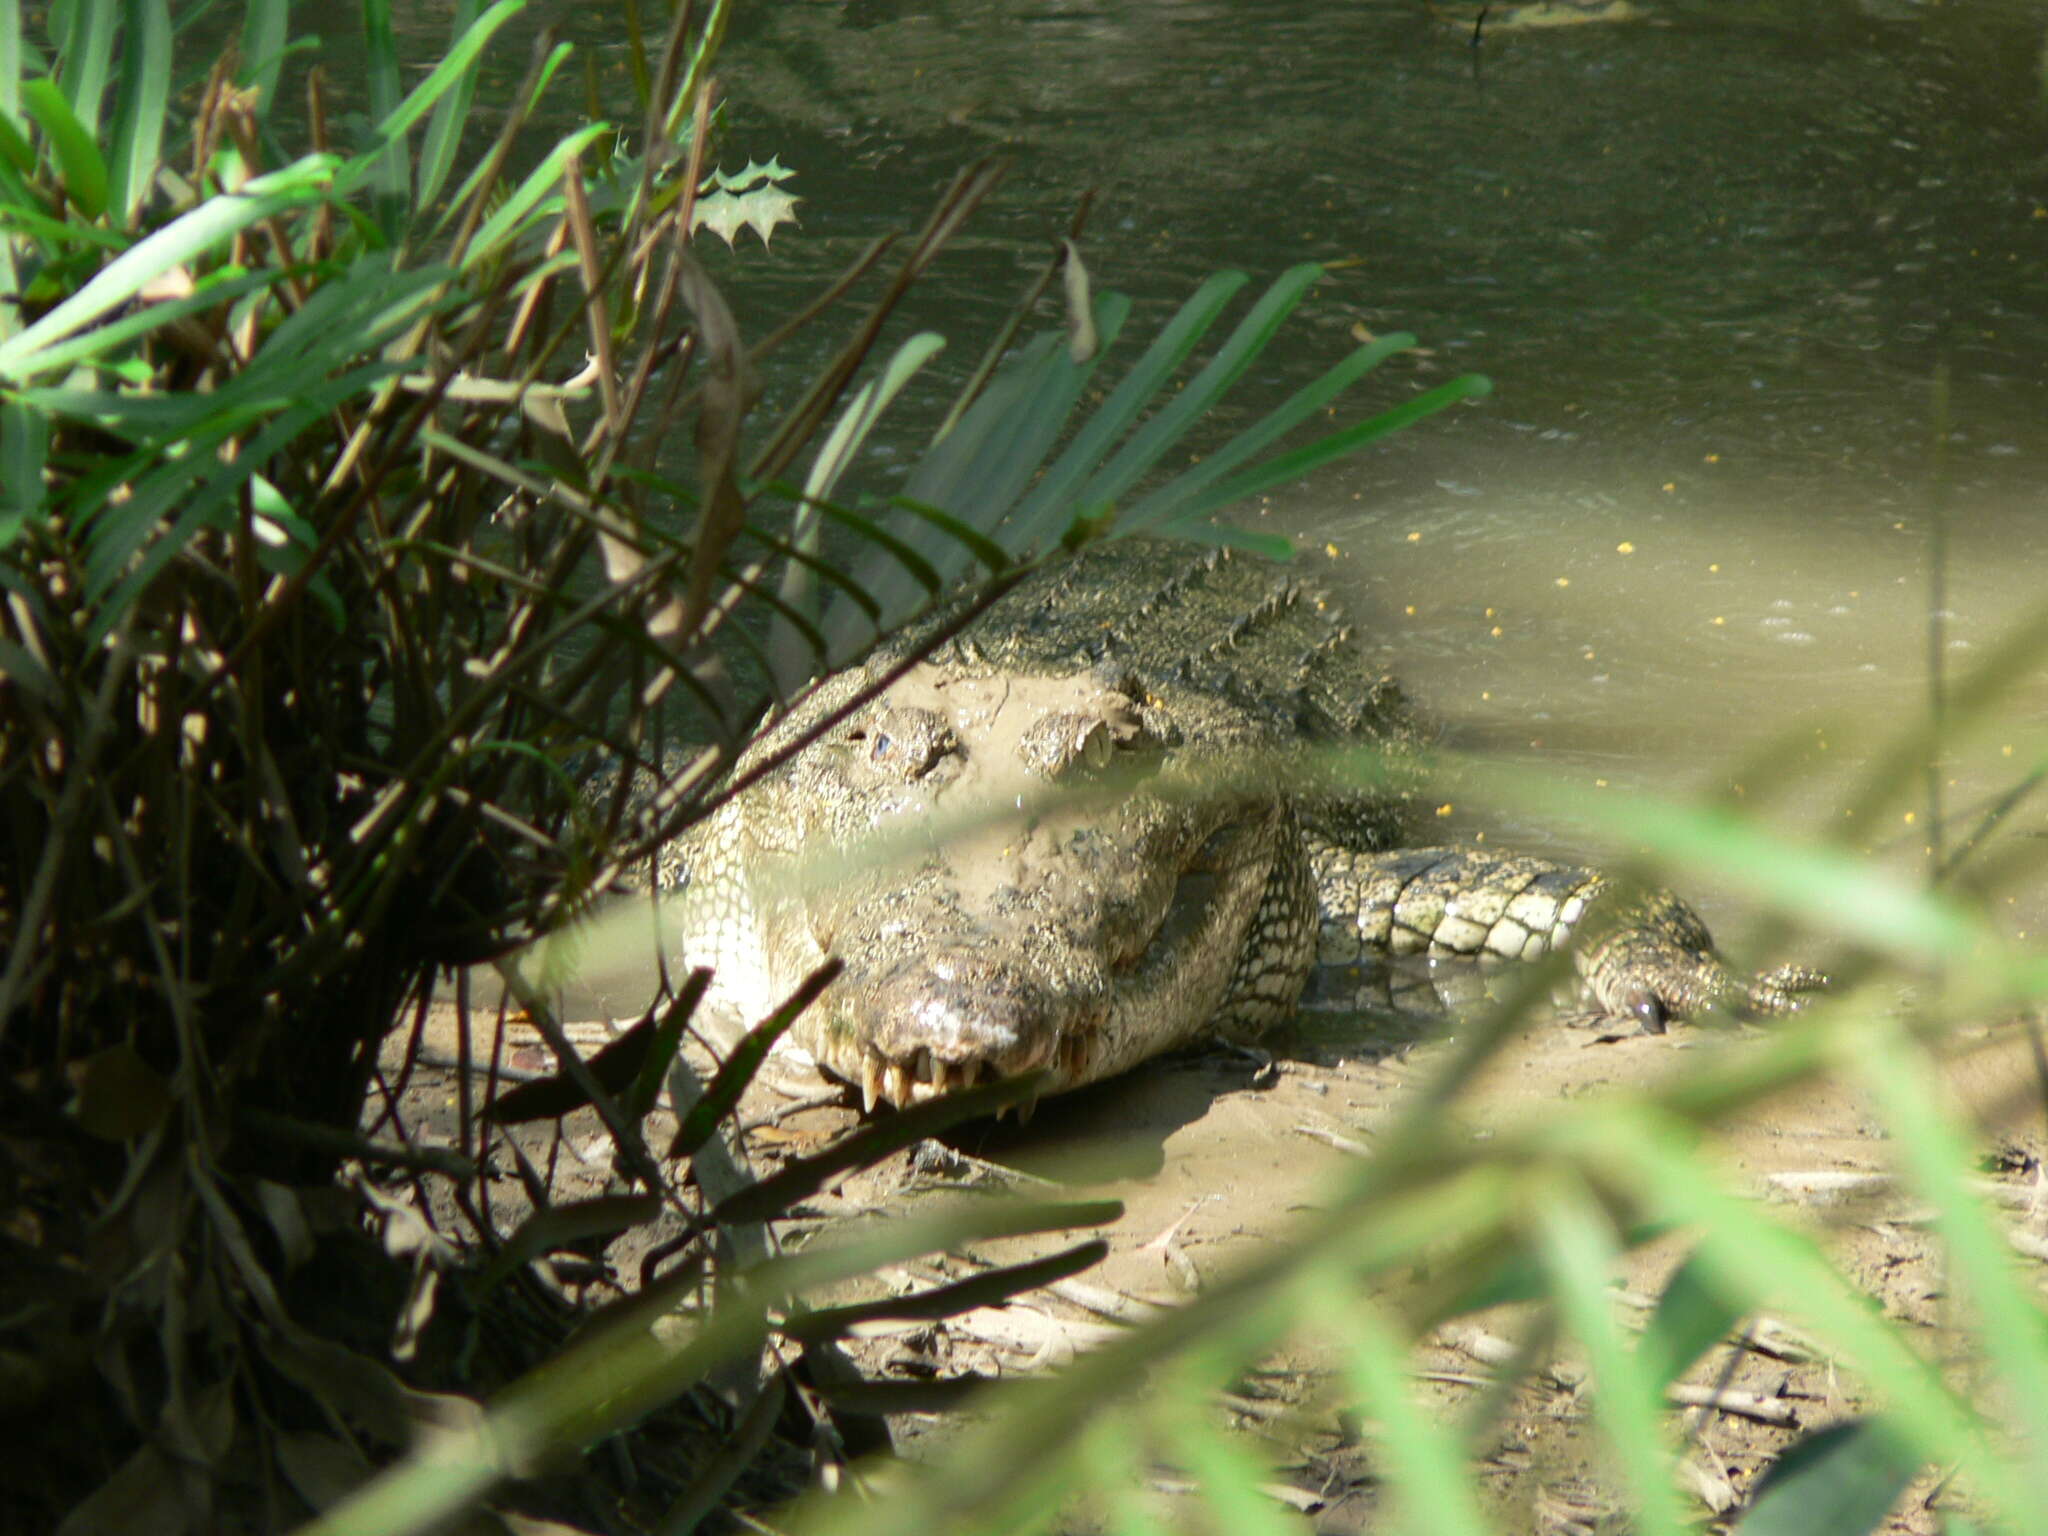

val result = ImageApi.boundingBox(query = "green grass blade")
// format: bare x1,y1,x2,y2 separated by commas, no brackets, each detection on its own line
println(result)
0,399,47,539
0,5,19,121
1451,754,1986,966
1852,1019,2048,1506
56,0,115,140
0,155,339,382
460,122,611,265
1736,1419,1922,1536
0,104,30,174
882,496,1011,575
106,0,169,227
667,964,830,1161
81,359,409,629
8,264,276,378
415,0,484,214
368,0,526,150
21,76,109,219
1564,1100,2021,1517
1151,519,1295,561
237,0,290,119
1003,271,1247,549
1533,1171,1687,1536
1637,1250,1744,1393
359,0,407,236
1319,1286,1491,1536
892,330,1066,534
1173,1400,1301,1536
432,38,576,238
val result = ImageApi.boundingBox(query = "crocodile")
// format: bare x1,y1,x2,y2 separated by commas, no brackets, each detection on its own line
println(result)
664,539,1822,1111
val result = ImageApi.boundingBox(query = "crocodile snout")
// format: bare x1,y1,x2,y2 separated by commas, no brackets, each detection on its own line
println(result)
844,951,1103,1111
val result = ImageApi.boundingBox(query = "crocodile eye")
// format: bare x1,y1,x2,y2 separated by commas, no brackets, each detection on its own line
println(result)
1018,712,1118,782
863,706,956,780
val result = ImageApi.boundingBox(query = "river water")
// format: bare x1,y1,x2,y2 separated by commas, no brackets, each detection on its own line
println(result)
518,0,2048,948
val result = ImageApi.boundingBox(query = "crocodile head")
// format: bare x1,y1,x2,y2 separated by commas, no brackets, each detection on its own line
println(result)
673,660,1311,1112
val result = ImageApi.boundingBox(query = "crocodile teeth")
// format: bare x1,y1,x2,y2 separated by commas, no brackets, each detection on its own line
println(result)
885,1060,912,1108
861,1054,884,1114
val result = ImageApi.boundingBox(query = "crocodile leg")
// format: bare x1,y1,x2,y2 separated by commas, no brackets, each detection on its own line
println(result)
1306,843,1825,1032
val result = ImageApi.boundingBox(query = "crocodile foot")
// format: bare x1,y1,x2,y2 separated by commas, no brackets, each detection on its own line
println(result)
1575,891,1828,1033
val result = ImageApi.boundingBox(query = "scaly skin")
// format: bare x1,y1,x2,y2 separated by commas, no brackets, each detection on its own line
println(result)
663,540,1823,1108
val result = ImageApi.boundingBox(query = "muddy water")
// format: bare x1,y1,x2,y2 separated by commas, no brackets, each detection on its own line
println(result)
524,0,2048,942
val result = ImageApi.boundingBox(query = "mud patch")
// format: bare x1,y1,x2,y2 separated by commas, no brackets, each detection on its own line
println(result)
376,999,2044,1531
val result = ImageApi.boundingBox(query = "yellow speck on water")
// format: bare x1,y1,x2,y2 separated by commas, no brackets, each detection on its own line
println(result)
2003,744,2015,757
1616,541,1635,554
1474,830,1486,843
1711,616,1725,626
1481,690,1492,701
1661,482,1676,493
2035,207,2047,218
1405,604,1417,617
1704,453,1721,464
1731,784,1746,797
1326,542,1343,558
1484,607,1496,618
1435,803,1454,817
1555,576,1570,588
1490,625,1503,637
1582,648,1596,661
1405,531,1421,544
1903,811,1917,825
1708,563,1721,573
1595,778,1609,789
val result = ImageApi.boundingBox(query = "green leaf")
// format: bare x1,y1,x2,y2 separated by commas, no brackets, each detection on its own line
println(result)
415,0,485,212
1638,1249,1744,1392
1736,1419,1920,1536
0,5,20,122
0,155,339,383
461,122,611,265
0,105,34,175
1320,1286,1491,1536
56,0,115,141
0,431,42,538
237,0,291,118
1001,269,1246,551
1152,371,1493,530
20,76,108,219
106,0,169,227
668,963,832,1162
360,0,407,236
1534,1171,1687,1536
774,329,947,685
1067,263,1325,520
